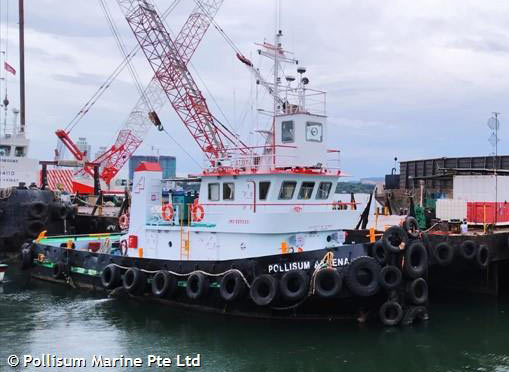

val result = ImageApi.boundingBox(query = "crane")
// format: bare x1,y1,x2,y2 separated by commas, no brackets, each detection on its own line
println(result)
116,0,248,166
56,0,224,185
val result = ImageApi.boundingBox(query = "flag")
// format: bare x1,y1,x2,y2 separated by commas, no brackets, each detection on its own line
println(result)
4,62,16,75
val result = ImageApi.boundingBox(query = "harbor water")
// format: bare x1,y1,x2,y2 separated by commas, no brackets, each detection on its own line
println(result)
1,267,509,372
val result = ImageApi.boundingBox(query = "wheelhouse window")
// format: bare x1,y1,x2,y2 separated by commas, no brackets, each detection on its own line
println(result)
306,122,323,142
279,181,297,200
259,181,270,200
316,182,332,199
223,183,235,200
14,146,25,157
298,182,315,200
0,145,10,156
208,183,220,201
281,121,295,143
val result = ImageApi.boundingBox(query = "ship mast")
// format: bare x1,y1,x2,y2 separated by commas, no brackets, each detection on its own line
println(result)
18,0,25,136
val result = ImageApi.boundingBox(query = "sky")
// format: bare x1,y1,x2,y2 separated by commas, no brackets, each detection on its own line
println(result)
2,0,509,179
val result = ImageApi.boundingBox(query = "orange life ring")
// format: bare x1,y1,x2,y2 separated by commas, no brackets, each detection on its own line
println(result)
192,204,205,222
162,204,174,221
119,214,129,230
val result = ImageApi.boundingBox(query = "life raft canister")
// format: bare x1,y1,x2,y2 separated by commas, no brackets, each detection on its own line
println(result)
162,204,174,221
119,214,130,230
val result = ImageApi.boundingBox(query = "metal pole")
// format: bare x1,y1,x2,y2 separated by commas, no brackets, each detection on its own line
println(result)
18,0,25,135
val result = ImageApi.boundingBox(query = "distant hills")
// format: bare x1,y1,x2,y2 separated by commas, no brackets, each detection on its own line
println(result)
335,181,376,194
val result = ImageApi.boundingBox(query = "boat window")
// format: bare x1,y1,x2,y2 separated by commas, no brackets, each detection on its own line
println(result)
279,181,297,200
306,122,323,142
282,121,294,143
316,182,332,199
14,146,25,157
208,183,220,201
298,182,315,200
259,181,270,200
0,145,10,157
223,182,235,200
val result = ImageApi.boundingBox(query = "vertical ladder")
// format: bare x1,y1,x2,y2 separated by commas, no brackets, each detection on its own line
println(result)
179,203,190,260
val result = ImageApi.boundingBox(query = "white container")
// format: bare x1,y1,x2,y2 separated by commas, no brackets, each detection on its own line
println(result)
453,175,509,202
436,199,467,221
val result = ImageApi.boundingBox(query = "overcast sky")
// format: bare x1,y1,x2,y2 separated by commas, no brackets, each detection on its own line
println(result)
2,0,509,179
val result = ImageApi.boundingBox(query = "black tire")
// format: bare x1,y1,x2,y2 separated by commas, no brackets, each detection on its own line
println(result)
50,203,68,220
407,278,428,305
28,201,48,219
434,242,454,266
371,240,387,265
314,268,343,298
0,207,4,220
20,245,33,270
383,226,409,254
401,306,428,326
250,274,278,306
403,240,428,278
25,220,45,238
101,264,122,289
459,240,477,261
186,272,210,300
378,265,402,290
379,301,403,326
345,256,381,297
52,262,66,279
151,270,177,298
404,216,420,238
219,271,247,302
476,244,491,270
123,267,147,294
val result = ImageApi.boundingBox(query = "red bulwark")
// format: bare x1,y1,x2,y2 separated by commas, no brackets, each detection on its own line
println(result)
467,202,509,224
135,161,162,172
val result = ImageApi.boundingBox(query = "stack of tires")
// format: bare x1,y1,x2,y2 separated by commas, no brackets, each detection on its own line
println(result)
373,217,429,327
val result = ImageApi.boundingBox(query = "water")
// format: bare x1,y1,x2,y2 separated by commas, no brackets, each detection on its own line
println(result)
1,268,509,372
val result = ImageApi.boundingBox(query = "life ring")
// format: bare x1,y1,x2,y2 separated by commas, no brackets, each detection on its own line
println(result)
122,267,147,294
314,268,343,298
219,271,247,302
186,272,210,300
378,265,402,291
162,204,174,221
280,270,309,301
345,256,381,297
250,274,279,306
192,204,205,222
151,270,177,298
101,264,122,289
403,240,428,279
119,214,130,230
379,301,403,326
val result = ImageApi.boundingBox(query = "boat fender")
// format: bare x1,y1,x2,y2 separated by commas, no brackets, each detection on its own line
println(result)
250,274,279,306
52,261,66,279
123,267,147,294
20,243,33,270
151,270,177,298
314,268,343,298
101,264,122,289
476,244,491,270
25,220,46,238
50,202,68,220
280,270,309,302
371,239,387,265
345,256,381,297
219,271,247,302
28,201,48,219
403,216,420,238
192,204,205,222
406,277,428,305
119,214,130,230
401,306,428,326
186,272,210,300
460,240,477,261
379,301,403,326
378,265,402,290
403,240,428,279
382,226,408,254
161,204,174,221
433,242,454,266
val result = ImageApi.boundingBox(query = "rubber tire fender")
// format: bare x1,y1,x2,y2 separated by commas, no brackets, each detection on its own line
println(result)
186,272,210,300
250,274,279,306
403,240,428,279
459,240,477,261
476,244,491,270
404,216,420,238
101,264,122,289
123,267,147,294
433,242,454,266
378,265,402,291
219,271,247,302
52,262,66,279
382,226,409,254
279,270,309,302
371,239,387,265
314,268,343,298
407,277,428,305
28,201,48,219
50,203,68,220
401,306,428,326
379,301,403,326
345,256,381,297
25,220,45,238
151,270,177,298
